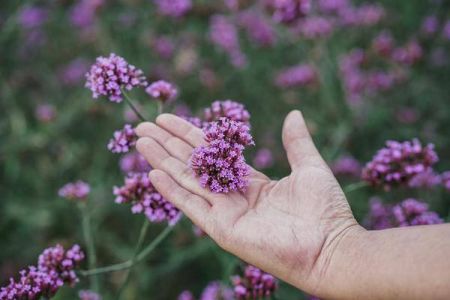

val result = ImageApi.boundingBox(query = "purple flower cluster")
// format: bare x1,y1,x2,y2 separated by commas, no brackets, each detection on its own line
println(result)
18,6,48,29
264,0,311,23
294,16,334,39
0,245,84,300
108,124,137,154
366,198,443,230
120,151,152,173
70,0,104,28
318,0,348,14
154,0,192,18
253,148,274,170
421,16,450,40
191,118,253,193
338,4,385,27
274,64,317,88
209,15,247,68
59,180,91,201
178,291,195,300
59,58,90,86
408,169,442,189
114,172,182,225
85,53,147,102
362,139,438,189
238,12,276,47
232,265,278,299
331,155,361,177
199,281,234,300
79,290,102,300
152,36,175,59
35,103,56,123
146,80,178,102
204,100,250,125
442,171,450,192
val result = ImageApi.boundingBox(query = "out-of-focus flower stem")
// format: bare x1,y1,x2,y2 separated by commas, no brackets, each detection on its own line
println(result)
116,219,150,299
79,202,99,292
121,88,146,122
343,181,369,194
157,101,164,116
80,225,174,276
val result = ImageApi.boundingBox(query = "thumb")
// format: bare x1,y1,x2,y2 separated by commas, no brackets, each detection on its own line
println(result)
282,110,321,170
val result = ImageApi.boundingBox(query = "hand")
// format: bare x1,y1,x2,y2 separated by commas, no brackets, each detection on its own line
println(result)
135,110,361,296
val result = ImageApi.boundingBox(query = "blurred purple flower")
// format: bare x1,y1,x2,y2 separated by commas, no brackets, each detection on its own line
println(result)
253,148,274,170
85,53,147,103
79,290,102,300
264,0,311,23
200,281,234,300
318,0,349,14
362,139,439,189
391,40,423,65
108,124,137,154
331,155,361,177
238,12,276,47
178,290,195,300
18,6,48,29
232,265,278,299
395,107,419,124
204,100,250,125
154,0,192,18
59,58,90,86
421,15,439,35
441,171,450,192
274,64,317,88
120,151,152,173
295,16,333,39
59,181,91,201
35,103,56,123
372,31,394,57
152,36,175,59
366,71,395,92
408,169,441,188
114,173,182,225
339,4,384,27
146,80,178,102
70,0,104,28
442,20,450,40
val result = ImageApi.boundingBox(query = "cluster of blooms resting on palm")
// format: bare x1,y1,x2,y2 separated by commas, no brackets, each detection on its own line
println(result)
0,245,84,300
365,198,443,230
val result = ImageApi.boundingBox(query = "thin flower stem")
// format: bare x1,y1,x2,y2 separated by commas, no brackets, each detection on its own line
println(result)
116,219,150,299
343,181,369,194
157,101,164,116
121,88,146,122
80,225,174,276
79,202,99,292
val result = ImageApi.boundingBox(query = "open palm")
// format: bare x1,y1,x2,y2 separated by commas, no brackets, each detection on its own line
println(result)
136,111,358,295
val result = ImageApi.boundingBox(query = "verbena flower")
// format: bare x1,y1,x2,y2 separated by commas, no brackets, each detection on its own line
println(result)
85,53,147,103
120,151,152,173
59,181,90,201
108,124,137,154
113,173,182,225
264,0,311,24
238,12,276,47
372,31,394,57
79,290,102,300
145,80,178,103
35,103,56,123
191,118,253,193
200,281,234,300
274,64,317,88
318,0,349,14
295,16,334,39
338,4,384,27
178,290,195,300
154,0,192,18
59,58,89,86
232,265,278,299
441,171,450,192
362,139,438,189
18,6,48,29
253,148,274,170
408,169,441,189
365,198,443,230
331,155,361,177
204,100,250,125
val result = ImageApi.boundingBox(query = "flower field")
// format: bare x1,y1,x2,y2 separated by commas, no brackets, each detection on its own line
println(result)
1,0,450,299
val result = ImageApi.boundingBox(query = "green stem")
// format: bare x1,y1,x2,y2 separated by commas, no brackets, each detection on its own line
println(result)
121,88,146,122
157,101,164,116
116,219,150,299
79,202,99,291
343,181,369,194
80,225,174,276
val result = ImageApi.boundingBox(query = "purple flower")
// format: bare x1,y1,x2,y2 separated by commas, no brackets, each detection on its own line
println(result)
391,40,423,65
108,124,137,154
364,198,392,230
331,155,361,177
253,148,274,170
85,53,147,103
274,64,317,88
395,107,419,124
339,4,384,27
442,20,450,40
191,118,253,193
295,16,334,39
146,80,178,102
441,171,450,192
35,103,56,123
200,281,234,300
238,12,276,47
232,265,278,299
70,0,104,28
421,15,439,35
204,100,250,125
59,58,90,86
120,151,152,173
152,36,175,59
178,290,195,300
264,0,311,24
408,169,441,189
154,0,192,18
79,290,102,300
362,139,439,189
18,6,48,29
114,173,182,225
318,0,349,14
372,31,394,57
59,181,90,201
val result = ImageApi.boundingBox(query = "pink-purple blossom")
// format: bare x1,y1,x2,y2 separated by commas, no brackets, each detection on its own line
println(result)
59,181,91,201
120,151,152,173
238,12,276,47
85,53,147,103
274,64,317,88
178,290,195,300
253,148,274,170
18,6,48,29
264,0,311,24
108,124,137,154
331,155,361,177
154,0,192,18
35,103,56,123
59,58,90,86
200,281,234,300
441,171,450,192
114,173,182,225
232,265,278,299
204,100,250,125
295,16,334,39
146,80,178,102
79,290,102,300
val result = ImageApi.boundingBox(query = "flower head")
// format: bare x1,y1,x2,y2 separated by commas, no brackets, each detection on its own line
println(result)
35,103,56,123
264,0,311,23
331,155,361,177
204,100,250,125
362,139,438,189
79,290,102,300
274,64,317,88
108,124,137,154
154,0,192,18
114,173,182,225
253,148,274,170
442,171,450,192
145,80,178,102
178,290,195,300
120,152,152,173
204,118,254,147
59,181,90,201
200,281,234,300
85,53,147,102
232,265,278,299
